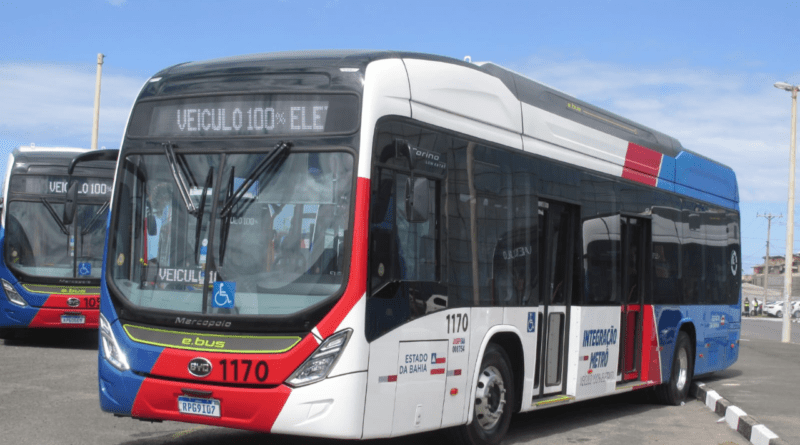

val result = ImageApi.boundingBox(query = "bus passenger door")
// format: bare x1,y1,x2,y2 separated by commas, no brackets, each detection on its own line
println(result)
366,162,450,436
619,216,649,382
534,200,576,398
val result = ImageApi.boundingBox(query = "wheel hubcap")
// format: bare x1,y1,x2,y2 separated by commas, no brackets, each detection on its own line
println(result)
676,347,688,391
474,365,506,431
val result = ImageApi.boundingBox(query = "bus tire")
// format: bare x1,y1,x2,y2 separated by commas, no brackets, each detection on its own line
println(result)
655,331,693,405
449,343,515,445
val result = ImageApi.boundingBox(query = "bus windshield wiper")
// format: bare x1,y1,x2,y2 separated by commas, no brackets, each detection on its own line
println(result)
194,167,214,263
40,197,69,235
80,201,110,236
219,141,292,218
162,142,198,215
217,141,292,266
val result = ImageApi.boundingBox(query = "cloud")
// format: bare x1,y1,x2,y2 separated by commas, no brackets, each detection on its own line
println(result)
0,62,145,149
107,0,126,6
511,57,793,203
0,57,794,205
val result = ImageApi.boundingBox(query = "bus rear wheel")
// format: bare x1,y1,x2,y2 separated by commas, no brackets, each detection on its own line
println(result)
450,343,515,445
655,331,693,405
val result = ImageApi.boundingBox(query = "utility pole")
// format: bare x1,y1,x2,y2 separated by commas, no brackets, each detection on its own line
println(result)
775,81,798,343
758,213,781,312
91,53,104,151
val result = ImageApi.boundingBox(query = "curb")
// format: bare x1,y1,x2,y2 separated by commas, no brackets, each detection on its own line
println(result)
691,382,790,445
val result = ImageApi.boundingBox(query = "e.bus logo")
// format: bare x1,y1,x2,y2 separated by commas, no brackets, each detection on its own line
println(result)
188,357,213,378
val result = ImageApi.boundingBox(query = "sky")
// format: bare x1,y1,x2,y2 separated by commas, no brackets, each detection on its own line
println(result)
1,0,799,274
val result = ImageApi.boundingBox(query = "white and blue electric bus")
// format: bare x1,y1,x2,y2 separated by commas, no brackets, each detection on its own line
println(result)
97,51,740,445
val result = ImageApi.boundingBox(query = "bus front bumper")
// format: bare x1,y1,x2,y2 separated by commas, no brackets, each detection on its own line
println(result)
0,303,98,329
101,359,367,439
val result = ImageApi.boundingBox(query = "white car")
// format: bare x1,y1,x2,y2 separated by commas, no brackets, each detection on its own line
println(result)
764,300,800,318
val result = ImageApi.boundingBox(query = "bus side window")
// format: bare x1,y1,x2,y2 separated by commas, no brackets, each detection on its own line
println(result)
582,215,621,305
370,176,396,294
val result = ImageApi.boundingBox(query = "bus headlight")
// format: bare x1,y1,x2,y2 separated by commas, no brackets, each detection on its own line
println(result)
2,279,27,307
99,313,130,371
287,329,352,387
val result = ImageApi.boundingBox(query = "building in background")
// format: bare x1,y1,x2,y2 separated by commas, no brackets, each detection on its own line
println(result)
751,254,800,297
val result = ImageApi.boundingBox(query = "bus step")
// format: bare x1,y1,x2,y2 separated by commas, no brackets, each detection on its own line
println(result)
533,395,574,407
615,380,657,392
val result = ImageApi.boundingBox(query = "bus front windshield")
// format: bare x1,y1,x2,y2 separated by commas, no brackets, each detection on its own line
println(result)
109,147,354,317
5,193,108,280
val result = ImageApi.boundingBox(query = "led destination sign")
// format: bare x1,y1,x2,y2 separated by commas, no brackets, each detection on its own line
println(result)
130,94,359,138
9,175,113,197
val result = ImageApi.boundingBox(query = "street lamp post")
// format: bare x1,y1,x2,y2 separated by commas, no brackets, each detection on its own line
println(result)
775,81,798,344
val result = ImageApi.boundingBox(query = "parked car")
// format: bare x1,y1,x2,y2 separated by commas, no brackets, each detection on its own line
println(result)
764,300,800,318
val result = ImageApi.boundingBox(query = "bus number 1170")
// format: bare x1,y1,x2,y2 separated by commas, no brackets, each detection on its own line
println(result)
446,313,468,334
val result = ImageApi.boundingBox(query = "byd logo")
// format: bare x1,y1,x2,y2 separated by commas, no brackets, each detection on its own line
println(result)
188,357,213,378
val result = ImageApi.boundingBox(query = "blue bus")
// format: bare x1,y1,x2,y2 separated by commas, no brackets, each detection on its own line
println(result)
0,146,117,339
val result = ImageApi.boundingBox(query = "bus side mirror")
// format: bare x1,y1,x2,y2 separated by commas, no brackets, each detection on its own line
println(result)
62,182,78,225
406,176,430,223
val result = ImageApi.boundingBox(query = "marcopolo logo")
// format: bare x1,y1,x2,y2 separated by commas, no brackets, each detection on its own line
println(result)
188,357,213,378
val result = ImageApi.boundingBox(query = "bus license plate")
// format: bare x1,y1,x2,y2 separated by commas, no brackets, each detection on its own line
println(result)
60,314,85,325
178,396,221,418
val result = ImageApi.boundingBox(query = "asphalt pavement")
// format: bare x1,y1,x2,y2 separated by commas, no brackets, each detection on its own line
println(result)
699,317,800,443
0,329,748,445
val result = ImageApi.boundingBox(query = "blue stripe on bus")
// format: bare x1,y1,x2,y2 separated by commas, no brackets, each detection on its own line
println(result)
656,155,676,193
0,229,39,327
654,303,741,383
674,151,739,210
99,284,164,374
98,275,163,415
0,300,38,327
656,152,739,211
99,357,146,415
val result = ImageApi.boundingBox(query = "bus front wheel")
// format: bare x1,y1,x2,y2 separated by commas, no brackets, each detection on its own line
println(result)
655,331,693,405
450,343,515,445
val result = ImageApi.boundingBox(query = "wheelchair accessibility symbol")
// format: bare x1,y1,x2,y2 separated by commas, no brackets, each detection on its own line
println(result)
78,262,92,276
527,312,536,333
212,281,236,309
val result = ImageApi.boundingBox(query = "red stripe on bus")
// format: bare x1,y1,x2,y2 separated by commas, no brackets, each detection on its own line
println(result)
28,308,98,328
622,142,661,187
315,177,370,339
41,294,101,309
132,377,291,433
145,334,319,386
430,368,445,375
639,305,662,384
